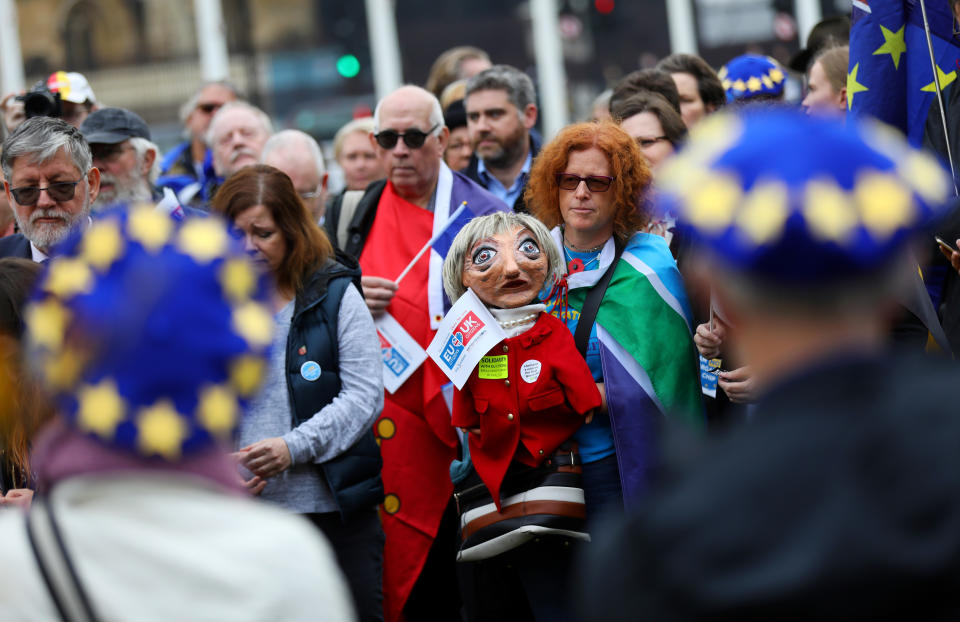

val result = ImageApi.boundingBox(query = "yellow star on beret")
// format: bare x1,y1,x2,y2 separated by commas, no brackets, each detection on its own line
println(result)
761,75,774,89
129,205,174,252
220,258,258,303
137,399,188,460
804,179,859,243
733,79,747,91
735,181,789,245
746,77,762,92
232,301,273,347
44,346,86,391
26,299,70,350
43,258,94,299
899,152,950,205
855,172,914,239
176,218,228,264
230,354,266,397
77,378,126,438
769,68,785,83
685,173,742,232
197,384,239,437
81,220,125,271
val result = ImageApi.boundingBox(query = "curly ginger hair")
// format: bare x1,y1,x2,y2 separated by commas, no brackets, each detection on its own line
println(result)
524,121,652,242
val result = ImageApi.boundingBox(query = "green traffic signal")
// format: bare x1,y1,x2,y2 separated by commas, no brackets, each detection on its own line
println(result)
336,55,361,78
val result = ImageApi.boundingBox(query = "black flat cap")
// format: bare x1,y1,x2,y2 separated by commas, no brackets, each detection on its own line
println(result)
79,107,151,144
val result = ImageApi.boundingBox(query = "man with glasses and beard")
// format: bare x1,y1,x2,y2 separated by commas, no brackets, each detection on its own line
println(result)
0,117,99,261
80,107,161,211
324,84,507,622
462,65,540,213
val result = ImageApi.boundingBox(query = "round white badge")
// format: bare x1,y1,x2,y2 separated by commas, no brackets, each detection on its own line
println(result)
300,361,321,381
520,360,542,383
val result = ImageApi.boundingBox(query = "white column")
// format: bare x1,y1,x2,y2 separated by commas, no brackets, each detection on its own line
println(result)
194,0,231,81
666,0,699,55
0,0,25,94
364,0,403,102
794,0,822,47
530,0,569,140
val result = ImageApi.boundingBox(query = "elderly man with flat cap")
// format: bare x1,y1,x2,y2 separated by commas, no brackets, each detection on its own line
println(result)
80,107,163,211
580,109,960,620
325,84,508,622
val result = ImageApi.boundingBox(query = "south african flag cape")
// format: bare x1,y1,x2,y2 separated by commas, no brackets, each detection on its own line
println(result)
550,228,703,504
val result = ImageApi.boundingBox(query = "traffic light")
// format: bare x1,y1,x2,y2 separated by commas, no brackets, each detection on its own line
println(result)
336,54,361,78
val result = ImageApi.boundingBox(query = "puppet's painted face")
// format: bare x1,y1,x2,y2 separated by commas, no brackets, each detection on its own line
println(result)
462,225,548,309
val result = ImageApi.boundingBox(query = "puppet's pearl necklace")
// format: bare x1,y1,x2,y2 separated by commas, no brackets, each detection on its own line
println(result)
497,313,539,329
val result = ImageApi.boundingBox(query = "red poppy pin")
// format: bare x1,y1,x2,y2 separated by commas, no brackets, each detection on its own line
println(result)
567,258,585,274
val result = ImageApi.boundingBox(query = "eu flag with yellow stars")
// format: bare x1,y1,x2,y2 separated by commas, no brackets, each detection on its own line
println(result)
848,0,960,147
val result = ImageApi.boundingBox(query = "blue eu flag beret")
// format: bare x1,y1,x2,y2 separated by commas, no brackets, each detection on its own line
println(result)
718,54,786,103
657,109,953,283
24,206,273,461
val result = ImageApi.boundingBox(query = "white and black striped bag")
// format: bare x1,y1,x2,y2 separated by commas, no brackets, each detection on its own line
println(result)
453,447,590,562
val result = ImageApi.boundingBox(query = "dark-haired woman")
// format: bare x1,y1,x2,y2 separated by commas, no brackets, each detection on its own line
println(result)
212,165,385,622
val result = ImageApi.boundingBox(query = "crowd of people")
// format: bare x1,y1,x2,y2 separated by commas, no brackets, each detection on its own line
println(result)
2,17,960,622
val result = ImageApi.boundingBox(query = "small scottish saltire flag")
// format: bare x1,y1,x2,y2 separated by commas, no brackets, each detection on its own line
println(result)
848,0,960,147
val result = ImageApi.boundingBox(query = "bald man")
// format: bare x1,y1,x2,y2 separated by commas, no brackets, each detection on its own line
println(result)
325,85,508,622
261,129,328,223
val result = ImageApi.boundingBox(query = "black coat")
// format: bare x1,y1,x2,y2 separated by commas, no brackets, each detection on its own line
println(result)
0,234,31,260
581,352,960,621
287,252,384,518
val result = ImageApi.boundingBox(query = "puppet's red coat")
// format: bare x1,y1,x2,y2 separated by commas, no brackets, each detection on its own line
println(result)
452,312,602,508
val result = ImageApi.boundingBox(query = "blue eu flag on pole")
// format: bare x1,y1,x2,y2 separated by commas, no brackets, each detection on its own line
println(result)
849,0,960,147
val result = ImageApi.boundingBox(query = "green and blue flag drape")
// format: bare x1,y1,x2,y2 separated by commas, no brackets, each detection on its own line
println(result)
547,228,703,504
848,0,960,147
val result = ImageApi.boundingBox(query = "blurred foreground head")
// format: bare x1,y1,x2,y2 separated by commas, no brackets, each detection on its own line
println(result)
659,108,952,316
23,206,272,461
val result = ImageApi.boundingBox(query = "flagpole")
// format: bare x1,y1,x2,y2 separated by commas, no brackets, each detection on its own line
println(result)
394,201,468,285
918,0,959,194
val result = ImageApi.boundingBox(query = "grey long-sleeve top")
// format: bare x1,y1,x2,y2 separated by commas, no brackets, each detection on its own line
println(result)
238,283,384,514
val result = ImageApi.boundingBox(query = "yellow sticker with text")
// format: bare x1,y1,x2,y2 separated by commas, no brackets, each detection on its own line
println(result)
478,355,508,379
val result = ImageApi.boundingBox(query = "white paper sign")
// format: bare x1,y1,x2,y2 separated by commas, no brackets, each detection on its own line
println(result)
376,312,428,394
426,289,506,389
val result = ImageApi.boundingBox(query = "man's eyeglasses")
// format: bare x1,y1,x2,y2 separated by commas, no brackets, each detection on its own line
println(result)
555,173,614,192
91,144,134,164
197,102,224,114
374,124,439,149
8,178,85,205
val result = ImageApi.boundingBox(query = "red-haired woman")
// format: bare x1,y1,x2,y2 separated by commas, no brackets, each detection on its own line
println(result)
212,165,385,622
525,121,703,519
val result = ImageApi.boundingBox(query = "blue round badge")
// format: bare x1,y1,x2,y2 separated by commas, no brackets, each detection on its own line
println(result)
300,361,321,382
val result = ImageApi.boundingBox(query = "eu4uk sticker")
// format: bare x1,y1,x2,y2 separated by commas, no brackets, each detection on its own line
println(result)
427,288,506,389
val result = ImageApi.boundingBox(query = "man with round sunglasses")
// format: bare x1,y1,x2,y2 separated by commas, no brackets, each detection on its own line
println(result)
325,84,508,622
0,117,99,261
